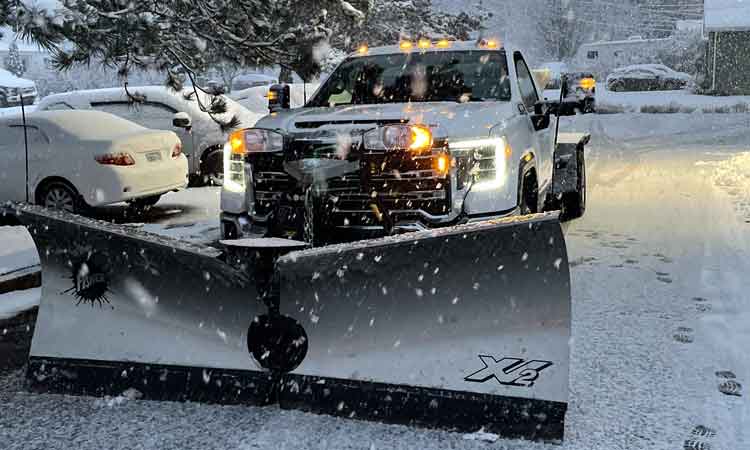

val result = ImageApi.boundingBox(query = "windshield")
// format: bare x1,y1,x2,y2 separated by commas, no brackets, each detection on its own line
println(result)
308,51,511,107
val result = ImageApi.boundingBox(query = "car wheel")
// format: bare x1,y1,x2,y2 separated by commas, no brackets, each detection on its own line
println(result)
560,148,586,221
201,147,224,186
39,181,82,214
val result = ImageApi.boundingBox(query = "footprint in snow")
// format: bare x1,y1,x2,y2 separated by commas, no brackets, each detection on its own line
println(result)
718,380,742,397
684,439,711,450
715,370,736,379
673,327,694,343
691,425,716,438
624,259,639,264
696,303,712,313
657,275,673,284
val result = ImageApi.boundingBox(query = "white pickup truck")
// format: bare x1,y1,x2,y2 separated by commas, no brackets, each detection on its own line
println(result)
220,39,588,243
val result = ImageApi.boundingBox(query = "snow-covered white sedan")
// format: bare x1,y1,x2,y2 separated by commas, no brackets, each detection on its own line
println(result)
606,64,692,92
36,86,258,185
0,110,188,213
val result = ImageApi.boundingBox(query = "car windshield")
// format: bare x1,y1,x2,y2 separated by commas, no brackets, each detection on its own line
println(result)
308,50,511,106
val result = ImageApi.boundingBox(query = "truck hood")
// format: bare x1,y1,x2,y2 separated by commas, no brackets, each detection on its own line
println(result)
255,102,517,141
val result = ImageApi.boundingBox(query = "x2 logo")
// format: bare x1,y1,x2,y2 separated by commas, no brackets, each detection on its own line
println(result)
464,355,553,387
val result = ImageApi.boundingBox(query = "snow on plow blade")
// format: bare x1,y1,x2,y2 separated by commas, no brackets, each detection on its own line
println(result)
0,205,277,404
277,213,571,442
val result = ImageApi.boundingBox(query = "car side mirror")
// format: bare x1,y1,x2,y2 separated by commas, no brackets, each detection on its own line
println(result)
173,112,192,129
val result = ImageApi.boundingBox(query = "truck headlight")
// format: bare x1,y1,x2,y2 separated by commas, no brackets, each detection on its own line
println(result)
224,128,285,193
450,137,510,191
364,124,433,152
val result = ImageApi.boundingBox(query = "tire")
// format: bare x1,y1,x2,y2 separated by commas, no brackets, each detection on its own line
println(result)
518,169,539,215
37,180,84,214
201,147,224,186
560,149,586,221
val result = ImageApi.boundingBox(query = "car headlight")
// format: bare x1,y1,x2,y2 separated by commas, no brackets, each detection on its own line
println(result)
450,137,510,191
224,128,285,193
363,124,433,152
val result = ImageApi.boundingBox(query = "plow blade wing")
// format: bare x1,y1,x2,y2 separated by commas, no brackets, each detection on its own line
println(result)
277,213,571,442
1,205,275,404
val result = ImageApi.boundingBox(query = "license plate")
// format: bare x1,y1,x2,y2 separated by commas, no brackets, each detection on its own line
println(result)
146,152,162,162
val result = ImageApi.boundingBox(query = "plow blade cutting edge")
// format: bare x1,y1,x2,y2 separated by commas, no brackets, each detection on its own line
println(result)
1,205,571,443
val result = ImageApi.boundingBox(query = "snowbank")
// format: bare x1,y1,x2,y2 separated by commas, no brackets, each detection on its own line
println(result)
595,83,750,114
0,226,39,276
0,287,41,320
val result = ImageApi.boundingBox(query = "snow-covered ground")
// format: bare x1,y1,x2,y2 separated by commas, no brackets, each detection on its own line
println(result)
543,84,750,114
1,113,749,449
596,84,750,114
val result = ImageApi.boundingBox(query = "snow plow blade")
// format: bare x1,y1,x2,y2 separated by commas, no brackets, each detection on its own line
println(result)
2,205,571,442
0,205,277,405
276,213,571,442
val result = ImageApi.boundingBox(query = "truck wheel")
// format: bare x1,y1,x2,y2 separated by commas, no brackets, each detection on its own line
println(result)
201,147,224,186
560,149,586,221
519,169,539,215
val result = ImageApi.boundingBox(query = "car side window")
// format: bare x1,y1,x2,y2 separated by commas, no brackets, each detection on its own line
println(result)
91,102,177,130
514,54,539,111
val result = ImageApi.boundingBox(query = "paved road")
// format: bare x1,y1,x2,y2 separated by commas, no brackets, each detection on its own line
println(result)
1,114,748,450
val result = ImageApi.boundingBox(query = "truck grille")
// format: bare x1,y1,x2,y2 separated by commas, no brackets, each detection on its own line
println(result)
246,149,450,225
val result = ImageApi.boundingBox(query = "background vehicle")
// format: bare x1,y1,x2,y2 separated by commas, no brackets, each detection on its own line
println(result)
560,72,597,113
36,86,257,185
0,68,37,107
606,64,692,92
221,40,587,243
0,110,187,213
231,73,278,91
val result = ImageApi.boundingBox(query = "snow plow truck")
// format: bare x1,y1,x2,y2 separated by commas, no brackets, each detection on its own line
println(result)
220,39,588,244
2,38,588,444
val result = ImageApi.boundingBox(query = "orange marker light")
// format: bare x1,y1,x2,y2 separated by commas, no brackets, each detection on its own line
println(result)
409,125,433,152
485,39,499,49
266,90,278,101
229,131,246,155
436,39,451,48
417,39,431,49
579,77,596,90
399,41,413,50
357,44,369,55
436,154,449,175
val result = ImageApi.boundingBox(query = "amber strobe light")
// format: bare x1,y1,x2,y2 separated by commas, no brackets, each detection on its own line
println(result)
579,77,596,90
409,125,433,152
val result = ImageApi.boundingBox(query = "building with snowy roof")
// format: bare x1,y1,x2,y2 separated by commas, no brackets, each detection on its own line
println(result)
704,0,750,94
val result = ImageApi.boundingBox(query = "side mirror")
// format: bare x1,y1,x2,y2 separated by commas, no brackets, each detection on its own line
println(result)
268,84,290,113
531,100,552,130
173,112,192,129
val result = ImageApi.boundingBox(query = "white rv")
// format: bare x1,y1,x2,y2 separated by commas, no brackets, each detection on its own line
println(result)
571,36,672,77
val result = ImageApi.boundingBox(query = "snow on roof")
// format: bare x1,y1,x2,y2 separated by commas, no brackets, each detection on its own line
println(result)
0,68,35,88
1,110,145,139
704,0,750,31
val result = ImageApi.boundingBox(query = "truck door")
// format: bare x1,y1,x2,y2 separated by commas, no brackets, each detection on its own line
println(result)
513,53,555,194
